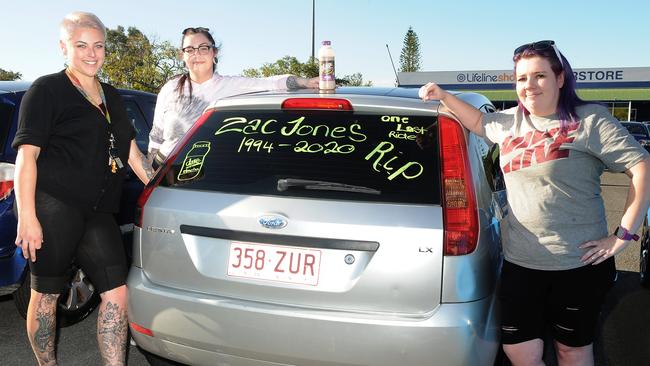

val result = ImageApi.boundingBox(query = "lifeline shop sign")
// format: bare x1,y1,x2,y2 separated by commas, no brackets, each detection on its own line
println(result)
399,67,650,89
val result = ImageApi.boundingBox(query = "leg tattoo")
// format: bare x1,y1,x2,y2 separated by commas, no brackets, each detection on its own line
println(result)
97,301,128,366
29,294,58,365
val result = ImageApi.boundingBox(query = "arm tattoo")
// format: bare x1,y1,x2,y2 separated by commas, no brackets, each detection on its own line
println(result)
286,76,300,90
140,152,155,181
30,294,58,365
147,149,158,165
97,301,128,366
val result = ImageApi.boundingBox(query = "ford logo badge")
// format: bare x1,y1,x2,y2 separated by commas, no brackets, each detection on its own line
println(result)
258,215,288,229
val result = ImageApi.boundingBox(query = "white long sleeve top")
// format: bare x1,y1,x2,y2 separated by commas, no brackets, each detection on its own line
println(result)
148,72,290,158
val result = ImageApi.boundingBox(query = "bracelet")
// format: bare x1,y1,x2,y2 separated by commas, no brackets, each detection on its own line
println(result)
613,225,640,241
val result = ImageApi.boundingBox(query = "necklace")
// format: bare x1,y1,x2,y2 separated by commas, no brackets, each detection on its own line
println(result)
65,68,111,123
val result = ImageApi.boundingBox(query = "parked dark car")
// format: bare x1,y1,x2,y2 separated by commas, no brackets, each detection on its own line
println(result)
620,121,650,152
641,121,650,131
0,80,155,326
608,122,650,289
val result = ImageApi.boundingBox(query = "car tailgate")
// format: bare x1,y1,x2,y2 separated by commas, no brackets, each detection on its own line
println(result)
138,188,444,315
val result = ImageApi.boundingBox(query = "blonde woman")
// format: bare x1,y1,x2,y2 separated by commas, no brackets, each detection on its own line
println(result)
13,11,152,365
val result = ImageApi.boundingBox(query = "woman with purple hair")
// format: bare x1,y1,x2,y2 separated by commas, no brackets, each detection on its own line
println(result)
420,40,650,365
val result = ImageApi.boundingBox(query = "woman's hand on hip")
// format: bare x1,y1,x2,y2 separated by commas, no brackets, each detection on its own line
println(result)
15,214,43,262
580,235,629,265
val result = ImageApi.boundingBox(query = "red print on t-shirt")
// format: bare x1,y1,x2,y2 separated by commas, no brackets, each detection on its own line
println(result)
500,124,579,174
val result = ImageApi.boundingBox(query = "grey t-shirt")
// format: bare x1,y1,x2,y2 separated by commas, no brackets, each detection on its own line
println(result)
483,104,648,270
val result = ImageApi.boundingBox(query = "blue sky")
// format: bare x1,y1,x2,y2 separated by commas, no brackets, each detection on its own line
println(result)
2,0,649,87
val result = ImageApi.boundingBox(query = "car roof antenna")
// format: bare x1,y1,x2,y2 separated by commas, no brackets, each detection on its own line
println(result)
386,44,401,87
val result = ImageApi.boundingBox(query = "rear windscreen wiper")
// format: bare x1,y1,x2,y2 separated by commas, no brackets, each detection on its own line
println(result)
277,178,381,195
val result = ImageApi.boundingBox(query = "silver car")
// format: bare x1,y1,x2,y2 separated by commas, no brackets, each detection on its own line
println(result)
128,87,505,366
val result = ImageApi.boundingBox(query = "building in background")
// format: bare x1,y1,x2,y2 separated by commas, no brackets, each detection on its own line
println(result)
399,67,650,121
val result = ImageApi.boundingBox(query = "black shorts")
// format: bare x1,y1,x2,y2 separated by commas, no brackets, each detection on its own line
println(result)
499,258,616,347
20,190,127,295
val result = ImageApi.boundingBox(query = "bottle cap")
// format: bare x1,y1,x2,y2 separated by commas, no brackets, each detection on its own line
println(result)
322,40,331,45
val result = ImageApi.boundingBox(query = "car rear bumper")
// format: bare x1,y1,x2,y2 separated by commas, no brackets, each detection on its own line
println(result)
128,267,500,366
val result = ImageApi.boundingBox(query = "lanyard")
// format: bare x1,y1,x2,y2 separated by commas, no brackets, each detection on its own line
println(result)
65,68,122,173
65,68,111,124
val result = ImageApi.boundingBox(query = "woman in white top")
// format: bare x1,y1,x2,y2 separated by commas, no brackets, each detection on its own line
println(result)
148,27,318,163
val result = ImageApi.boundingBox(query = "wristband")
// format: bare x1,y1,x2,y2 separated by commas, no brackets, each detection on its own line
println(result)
613,226,639,241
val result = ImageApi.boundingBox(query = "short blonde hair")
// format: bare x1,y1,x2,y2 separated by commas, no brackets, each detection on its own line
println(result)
59,11,106,41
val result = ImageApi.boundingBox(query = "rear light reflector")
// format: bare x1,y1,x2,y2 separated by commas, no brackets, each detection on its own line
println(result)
281,98,352,110
438,116,479,255
135,110,215,227
0,163,15,200
130,322,153,337
0,181,14,199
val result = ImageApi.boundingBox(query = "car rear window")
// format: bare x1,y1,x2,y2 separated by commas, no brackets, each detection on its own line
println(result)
159,110,441,204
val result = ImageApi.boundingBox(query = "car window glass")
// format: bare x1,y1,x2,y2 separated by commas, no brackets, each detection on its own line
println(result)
0,100,15,154
624,124,647,136
160,110,441,205
124,100,149,153
147,101,156,120
479,104,496,114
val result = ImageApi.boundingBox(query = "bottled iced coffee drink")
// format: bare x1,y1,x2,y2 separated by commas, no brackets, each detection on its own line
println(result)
318,40,335,90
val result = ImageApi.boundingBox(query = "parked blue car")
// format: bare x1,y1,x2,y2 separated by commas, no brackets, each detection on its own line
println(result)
0,81,156,325
0,81,31,294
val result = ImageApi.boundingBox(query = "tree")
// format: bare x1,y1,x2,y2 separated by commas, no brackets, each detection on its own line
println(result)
399,26,422,72
338,73,372,87
243,56,371,86
242,56,318,78
0,68,22,81
99,26,184,93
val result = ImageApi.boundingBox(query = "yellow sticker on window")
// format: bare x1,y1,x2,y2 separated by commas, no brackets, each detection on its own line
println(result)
177,141,211,181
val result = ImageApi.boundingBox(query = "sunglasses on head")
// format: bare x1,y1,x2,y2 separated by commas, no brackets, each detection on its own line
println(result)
514,40,563,67
182,27,210,35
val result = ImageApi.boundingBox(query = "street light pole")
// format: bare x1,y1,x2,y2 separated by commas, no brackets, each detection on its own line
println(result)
311,0,315,61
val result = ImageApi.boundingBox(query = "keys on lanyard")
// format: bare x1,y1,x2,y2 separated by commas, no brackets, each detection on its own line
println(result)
109,134,124,173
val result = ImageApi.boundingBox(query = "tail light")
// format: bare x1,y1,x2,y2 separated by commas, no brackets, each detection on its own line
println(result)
0,163,15,200
135,110,215,227
438,116,478,255
130,322,153,337
281,98,352,110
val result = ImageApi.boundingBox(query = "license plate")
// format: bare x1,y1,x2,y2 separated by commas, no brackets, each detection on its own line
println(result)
227,241,321,286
